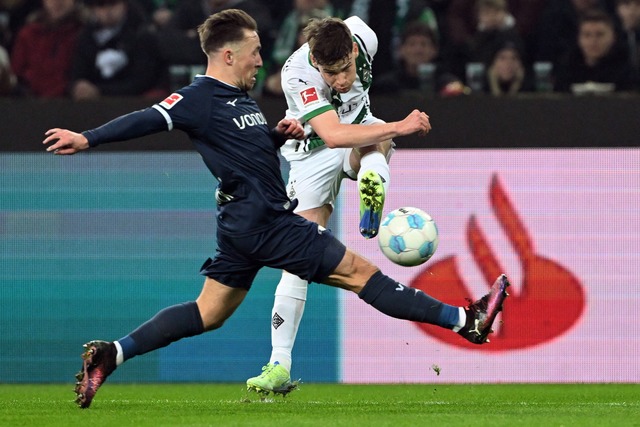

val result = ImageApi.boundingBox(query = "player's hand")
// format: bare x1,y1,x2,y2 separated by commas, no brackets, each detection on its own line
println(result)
43,128,90,155
275,118,304,140
397,109,432,137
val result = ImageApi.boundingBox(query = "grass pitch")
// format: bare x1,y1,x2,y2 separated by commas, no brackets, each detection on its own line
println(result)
0,383,638,427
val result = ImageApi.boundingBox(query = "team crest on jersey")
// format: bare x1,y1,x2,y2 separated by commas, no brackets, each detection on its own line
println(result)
160,93,183,109
361,67,372,85
300,87,319,106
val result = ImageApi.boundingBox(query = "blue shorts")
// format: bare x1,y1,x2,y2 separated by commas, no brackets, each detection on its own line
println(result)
200,213,346,289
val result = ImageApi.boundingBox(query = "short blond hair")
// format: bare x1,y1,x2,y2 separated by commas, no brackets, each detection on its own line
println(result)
197,9,258,55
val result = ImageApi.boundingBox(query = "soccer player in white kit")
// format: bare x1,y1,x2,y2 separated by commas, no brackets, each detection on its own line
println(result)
247,16,424,394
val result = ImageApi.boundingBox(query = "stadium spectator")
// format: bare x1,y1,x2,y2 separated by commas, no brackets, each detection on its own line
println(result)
10,0,86,97
349,0,439,75
443,0,547,67
135,0,178,30
372,21,464,96
482,39,534,95
447,0,527,89
554,9,637,93
42,9,509,409
614,0,640,74
534,0,611,68
68,0,167,100
263,0,335,96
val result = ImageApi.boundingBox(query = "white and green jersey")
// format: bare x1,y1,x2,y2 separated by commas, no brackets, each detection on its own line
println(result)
280,16,378,161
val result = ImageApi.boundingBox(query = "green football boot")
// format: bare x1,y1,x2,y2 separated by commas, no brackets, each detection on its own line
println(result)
359,170,386,238
246,363,298,397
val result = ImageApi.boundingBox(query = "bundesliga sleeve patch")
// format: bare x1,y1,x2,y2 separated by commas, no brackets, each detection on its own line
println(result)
299,87,319,106
159,93,183,109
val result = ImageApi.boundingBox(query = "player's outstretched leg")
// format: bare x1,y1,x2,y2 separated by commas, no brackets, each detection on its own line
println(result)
246,362,299,397
74,340,117,408
359,169,385,238
457,274,510,344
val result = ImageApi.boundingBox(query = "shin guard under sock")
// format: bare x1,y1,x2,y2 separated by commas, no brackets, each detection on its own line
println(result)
358,271,459,328
117,301,204,362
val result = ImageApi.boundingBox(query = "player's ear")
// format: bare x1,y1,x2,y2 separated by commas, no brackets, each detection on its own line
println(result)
224,49,234,65
310,54,318,67
352,42,358,57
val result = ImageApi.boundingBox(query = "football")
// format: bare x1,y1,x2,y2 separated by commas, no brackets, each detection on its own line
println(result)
377,207,439,267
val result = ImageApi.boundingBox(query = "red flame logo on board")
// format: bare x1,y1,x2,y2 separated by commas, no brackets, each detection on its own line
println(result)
411,175,586,350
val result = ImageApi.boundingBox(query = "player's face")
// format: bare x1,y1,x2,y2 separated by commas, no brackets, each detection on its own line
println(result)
314,43,358,93
232,30,263,91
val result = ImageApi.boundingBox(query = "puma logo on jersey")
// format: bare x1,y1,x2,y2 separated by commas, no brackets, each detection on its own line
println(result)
330,92,342,108
232,112,267,129
226,98,237,106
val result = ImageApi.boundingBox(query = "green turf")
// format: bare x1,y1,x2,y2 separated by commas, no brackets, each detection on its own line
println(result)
0,383,638,426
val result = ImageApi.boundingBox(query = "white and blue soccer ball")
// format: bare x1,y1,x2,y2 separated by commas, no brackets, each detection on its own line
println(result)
377,207,439,267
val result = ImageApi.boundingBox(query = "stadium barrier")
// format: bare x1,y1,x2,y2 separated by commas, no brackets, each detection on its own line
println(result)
2,93,640,152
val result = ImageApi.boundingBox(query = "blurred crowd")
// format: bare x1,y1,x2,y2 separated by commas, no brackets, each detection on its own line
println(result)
0,0,638,99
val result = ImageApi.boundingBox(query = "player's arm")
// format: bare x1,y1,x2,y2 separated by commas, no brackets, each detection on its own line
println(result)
43,107,167,155
308,108,431,149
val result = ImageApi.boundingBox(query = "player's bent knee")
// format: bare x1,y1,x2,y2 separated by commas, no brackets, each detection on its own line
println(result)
203,318,226,331
196,279,247,331
326,249,379,293
198,304,238,331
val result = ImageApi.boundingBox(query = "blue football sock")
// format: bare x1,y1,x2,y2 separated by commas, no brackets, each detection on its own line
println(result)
358,271,459,328
117,301,204,362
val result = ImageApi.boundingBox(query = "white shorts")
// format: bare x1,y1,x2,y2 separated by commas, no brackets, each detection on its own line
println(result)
285,145,353,212
282,115,393,213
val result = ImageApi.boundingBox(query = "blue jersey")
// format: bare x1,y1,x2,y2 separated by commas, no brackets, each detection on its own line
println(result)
82,75,346,287
86,75,295,236
154,76,294,235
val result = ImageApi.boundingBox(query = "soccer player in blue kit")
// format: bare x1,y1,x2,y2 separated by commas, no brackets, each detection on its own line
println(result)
43,9,510,409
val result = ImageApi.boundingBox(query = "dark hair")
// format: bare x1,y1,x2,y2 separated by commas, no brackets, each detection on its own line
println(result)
197,9,258,55
84,0,125,6
303,17,353,68
578,9,615,29
491,40,523,60
400,21,438,46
